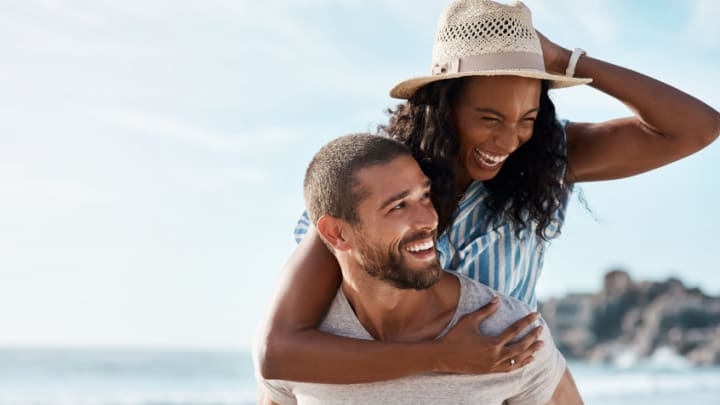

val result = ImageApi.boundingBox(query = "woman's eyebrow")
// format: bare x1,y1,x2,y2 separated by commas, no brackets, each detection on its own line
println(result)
472,107,540,117
473,107,504,117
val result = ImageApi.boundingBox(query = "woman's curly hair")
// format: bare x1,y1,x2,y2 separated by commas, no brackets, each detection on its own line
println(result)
379,78,568,240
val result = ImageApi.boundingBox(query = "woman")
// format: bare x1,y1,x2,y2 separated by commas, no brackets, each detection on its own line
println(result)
257,0,720,383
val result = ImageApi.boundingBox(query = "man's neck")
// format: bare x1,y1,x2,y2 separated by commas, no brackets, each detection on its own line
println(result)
339,269,460,342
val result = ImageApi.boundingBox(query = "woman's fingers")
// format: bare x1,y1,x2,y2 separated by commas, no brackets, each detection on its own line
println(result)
466,296,500,323
498,328,544,371
496,312,541,345
438,298,546,374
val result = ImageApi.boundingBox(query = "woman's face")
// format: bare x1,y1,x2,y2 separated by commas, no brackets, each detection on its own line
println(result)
452,75,542,189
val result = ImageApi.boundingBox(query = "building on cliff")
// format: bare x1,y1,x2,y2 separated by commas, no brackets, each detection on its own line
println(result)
539,270,720,366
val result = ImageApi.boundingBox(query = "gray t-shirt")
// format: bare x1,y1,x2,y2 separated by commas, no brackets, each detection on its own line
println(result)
257,272,566,405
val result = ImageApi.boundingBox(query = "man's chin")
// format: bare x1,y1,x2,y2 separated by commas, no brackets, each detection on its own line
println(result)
387,264,443,290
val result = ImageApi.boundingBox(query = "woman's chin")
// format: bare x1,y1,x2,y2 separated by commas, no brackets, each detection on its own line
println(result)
467,163,503,181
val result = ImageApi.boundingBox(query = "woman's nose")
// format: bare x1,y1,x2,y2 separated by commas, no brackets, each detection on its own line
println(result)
493,125,520,152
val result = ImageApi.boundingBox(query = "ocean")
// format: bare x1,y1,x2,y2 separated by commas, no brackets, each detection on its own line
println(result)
0,348,718,405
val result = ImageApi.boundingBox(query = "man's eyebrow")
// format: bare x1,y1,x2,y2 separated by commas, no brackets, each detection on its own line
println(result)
378,180,432,211
379,190,410,211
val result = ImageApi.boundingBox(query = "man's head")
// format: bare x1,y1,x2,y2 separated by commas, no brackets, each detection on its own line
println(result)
304,134,443,290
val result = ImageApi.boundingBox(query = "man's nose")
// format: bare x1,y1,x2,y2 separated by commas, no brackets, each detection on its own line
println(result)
414,201,438,231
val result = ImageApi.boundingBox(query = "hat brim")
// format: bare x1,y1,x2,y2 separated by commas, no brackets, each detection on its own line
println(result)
389,69,592,99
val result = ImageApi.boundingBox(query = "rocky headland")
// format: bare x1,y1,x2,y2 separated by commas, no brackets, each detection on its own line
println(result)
539,270,720,366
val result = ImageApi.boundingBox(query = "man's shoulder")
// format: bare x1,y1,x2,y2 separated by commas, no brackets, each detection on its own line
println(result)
452,272,536,337
454,272,532,314
318,288,374,340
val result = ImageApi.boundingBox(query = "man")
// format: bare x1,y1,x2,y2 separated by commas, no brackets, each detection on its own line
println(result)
256,134,583,404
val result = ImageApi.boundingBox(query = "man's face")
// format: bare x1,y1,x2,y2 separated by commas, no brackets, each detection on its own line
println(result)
350,155,443,290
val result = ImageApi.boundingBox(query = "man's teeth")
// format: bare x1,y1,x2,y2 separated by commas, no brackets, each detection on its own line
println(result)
474,149,508,166
406,240,434,253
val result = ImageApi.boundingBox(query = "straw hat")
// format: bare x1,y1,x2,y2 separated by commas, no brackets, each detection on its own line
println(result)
390,0,592,99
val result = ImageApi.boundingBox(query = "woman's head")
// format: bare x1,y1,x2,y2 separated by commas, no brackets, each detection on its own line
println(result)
383,0,586,237
381,76,566,239
452,75,541,187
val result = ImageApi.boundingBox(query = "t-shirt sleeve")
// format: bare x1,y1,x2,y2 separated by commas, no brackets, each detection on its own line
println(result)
252,340,298,404
293,210,311,244
506,323,567,405
258,378,298,405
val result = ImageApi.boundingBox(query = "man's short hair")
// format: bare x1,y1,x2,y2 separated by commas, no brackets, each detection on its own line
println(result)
304,133,412,226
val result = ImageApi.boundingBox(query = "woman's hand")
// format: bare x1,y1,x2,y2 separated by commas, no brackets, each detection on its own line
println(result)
536,30,571,75
434,297,545,374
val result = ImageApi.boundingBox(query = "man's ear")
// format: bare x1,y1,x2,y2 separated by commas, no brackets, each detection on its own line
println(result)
316,215,352,251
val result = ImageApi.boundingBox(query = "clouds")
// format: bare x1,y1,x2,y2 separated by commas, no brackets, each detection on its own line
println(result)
96,109,302,155
522,0,719,54
0,164,114,224
1,0,718,349
685,0,720,49
523,0,619,45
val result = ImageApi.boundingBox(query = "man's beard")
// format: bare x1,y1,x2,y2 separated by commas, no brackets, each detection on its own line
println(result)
355,230,443,290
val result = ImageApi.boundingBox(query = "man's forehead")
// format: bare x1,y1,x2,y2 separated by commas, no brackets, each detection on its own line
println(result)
354,156,428,200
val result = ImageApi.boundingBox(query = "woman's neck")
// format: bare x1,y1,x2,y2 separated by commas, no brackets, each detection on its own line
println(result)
455,176,472,199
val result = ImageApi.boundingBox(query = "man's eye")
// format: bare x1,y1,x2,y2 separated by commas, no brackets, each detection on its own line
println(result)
391,202,406,211
481,117,500,122
422,191,432,200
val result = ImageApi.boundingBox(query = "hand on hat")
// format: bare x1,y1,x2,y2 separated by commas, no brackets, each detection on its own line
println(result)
536,31,572,75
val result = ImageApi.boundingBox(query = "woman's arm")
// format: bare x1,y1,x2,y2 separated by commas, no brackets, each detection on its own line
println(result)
545,368,583,405
256,226,544,383
537,32,720,183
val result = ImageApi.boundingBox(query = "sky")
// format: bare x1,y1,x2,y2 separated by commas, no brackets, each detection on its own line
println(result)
0,0,718,350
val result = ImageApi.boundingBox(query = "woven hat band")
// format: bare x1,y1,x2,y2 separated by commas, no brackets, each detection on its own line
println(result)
431,51,545,76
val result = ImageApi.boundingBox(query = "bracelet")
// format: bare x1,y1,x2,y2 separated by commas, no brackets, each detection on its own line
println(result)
565,48,587,77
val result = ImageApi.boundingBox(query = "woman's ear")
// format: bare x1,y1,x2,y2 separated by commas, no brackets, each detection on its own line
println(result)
316,215,352,251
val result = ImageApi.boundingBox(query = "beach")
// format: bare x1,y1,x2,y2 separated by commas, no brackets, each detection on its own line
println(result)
1,348,719,405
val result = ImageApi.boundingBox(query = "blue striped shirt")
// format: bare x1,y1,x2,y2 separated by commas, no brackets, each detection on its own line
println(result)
294,122,571,310
434,180,570,309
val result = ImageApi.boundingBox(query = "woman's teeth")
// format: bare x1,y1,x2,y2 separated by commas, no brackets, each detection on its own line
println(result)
474,148,508,168
406,239,434,253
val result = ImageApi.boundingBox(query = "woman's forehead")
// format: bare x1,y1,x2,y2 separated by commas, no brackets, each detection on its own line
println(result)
457,76,542,107
460,76,541,94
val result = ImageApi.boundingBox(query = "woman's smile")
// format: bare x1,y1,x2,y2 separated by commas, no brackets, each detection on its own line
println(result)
473,148,510,169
